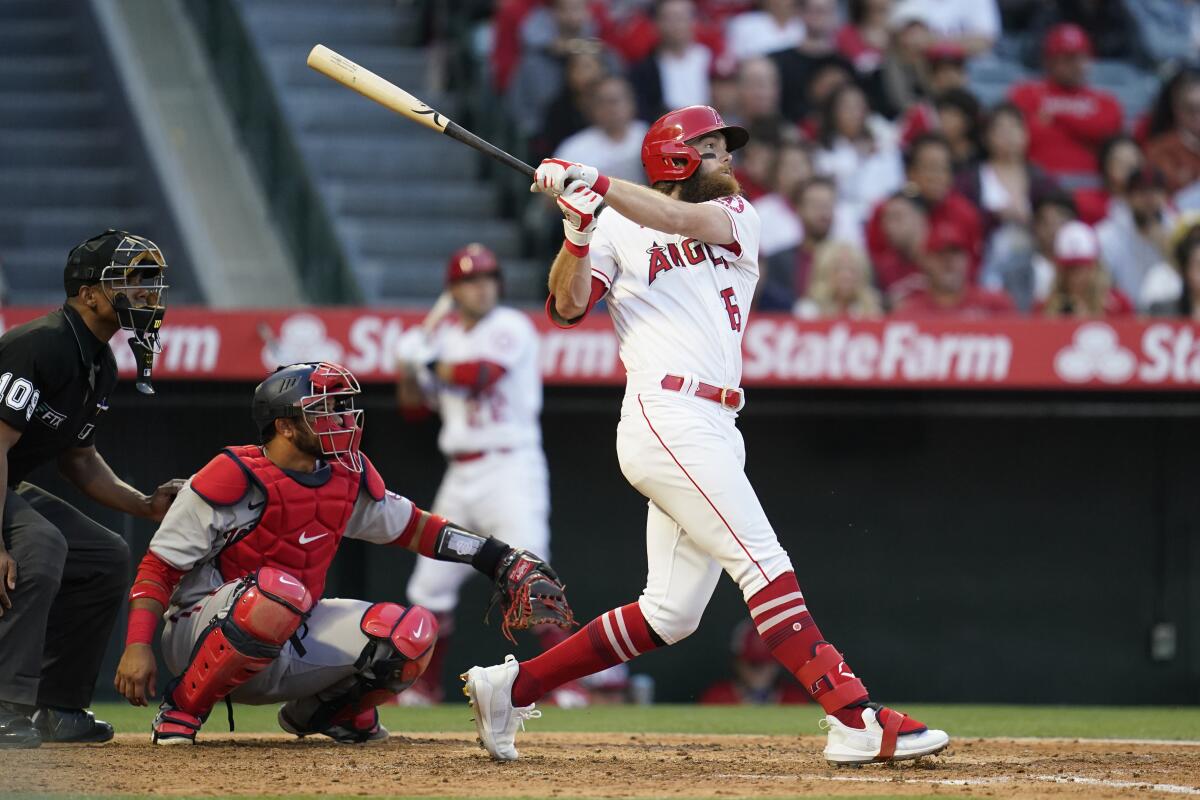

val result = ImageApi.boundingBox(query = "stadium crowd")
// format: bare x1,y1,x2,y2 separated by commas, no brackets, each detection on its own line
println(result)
470,0,1200,321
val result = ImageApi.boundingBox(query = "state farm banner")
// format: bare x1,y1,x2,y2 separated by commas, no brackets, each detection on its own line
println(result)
1,307,1198,390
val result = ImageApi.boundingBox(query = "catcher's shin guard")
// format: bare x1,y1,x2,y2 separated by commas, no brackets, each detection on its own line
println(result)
168,568,313,720
278,602,437,741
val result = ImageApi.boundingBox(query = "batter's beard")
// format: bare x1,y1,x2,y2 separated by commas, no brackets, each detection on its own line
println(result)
677,167,742,204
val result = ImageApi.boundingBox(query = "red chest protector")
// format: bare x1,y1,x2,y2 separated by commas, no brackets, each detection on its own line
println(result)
191,444,385,599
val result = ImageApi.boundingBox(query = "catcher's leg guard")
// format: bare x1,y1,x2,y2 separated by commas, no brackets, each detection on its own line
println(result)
278,602,437,743
155,569,312,744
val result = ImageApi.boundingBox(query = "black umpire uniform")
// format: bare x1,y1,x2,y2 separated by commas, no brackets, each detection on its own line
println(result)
0,230,169,748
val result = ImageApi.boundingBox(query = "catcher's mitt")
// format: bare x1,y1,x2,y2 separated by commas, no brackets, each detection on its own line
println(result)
488,549,576,642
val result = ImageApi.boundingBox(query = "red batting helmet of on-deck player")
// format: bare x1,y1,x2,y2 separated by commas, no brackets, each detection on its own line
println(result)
444,243,500,285
641,105,749,184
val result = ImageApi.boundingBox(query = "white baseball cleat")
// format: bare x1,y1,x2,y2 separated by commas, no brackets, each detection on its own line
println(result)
461,654,541,761
821,705,949,764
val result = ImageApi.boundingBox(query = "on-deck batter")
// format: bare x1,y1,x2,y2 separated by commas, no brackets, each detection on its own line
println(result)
463,106,951,764
395,246,565,704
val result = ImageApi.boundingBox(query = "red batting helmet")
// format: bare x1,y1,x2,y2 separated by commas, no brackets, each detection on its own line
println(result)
641,105,749,184
445,243,500,285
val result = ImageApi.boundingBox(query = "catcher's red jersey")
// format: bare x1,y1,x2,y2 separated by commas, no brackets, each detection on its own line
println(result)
191,445,384,599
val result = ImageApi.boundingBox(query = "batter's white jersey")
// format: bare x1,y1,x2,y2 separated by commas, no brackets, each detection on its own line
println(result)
427,307,542,455
589,195,761,389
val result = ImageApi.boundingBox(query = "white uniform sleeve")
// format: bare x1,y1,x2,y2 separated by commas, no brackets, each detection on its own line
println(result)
476,310,536,369
588,215,620,294
343,489,418,545
705,195,761,271
147,481,247,570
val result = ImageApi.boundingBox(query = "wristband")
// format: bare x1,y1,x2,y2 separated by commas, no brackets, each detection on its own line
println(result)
592,173,611,196
470,536,511,579
564,240,590,258
126,606,160,646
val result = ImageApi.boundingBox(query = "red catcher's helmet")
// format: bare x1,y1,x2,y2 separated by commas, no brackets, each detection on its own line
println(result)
445,243,500,285
641,105,749,184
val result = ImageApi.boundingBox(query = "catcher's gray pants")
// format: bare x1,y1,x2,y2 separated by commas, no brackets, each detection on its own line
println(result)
0,484,129,709
162,581,372,704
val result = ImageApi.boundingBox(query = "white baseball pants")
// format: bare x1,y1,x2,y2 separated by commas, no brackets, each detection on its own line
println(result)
617,390,794,645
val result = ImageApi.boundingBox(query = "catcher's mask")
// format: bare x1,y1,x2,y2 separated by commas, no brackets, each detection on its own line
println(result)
65,229,168,394
252,362,364,473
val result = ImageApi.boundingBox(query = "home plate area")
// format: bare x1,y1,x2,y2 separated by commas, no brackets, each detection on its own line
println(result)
8,732,1200,798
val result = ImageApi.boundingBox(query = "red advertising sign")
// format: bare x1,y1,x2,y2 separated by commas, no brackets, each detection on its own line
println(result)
2,307,1197,390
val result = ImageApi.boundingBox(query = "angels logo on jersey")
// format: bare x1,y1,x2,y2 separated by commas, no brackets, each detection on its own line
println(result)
715,195,745,213
646,238,730,285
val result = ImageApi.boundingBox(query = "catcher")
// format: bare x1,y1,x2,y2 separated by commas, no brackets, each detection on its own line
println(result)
113,362,573,744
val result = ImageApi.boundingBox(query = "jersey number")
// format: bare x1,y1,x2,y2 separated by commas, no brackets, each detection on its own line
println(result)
719,288,742,332
0,373,39,422
467,391,506,428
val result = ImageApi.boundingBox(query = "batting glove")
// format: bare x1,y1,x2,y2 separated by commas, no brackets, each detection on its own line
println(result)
558,180,604,257
530,158,574,196
563,162,610,196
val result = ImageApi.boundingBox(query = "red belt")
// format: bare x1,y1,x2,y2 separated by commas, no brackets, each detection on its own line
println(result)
451,448,511,463
660,375,742,409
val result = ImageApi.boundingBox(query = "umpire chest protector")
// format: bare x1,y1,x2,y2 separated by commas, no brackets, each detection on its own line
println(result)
191,444,385,598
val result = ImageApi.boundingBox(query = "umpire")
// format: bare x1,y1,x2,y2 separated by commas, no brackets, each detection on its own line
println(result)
0,230,183,748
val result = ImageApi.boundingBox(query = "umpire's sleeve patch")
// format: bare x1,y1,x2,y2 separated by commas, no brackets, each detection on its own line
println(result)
191,452,250,507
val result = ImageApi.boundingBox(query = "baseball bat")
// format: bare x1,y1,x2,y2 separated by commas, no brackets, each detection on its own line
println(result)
306,44,535,180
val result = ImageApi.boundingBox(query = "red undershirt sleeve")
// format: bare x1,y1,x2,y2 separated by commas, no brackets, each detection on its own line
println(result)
445,361,507,392
546,276,608,329
128,550,187,607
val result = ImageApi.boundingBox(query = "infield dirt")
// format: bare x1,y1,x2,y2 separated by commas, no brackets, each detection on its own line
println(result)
7,732,1199,798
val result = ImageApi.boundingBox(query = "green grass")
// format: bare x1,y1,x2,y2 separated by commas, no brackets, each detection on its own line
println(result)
91,702,1200,740
5,796,946,800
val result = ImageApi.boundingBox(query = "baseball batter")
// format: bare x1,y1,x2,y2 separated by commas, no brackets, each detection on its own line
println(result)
395,245,565,703
112,362,572,744
464,106,950,764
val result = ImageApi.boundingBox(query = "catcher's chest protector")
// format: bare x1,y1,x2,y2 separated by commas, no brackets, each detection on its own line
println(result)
213,445,361,599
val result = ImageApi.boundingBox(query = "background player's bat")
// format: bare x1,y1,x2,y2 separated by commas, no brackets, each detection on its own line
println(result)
307,44,535,180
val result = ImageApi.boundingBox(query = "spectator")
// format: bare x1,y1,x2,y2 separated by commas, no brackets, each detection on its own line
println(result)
1096,166,1182,310
733,121,785,199
894,49,972,148
900,0,1001,57
836,0,892,75
892,223,1016,316
1039,220,1134,317
1024,0,1142,66
814,82,904,223
726,0,805,62
795,241,884,318
1073,134,1142,225
960,103,1060,234
925,41,969,95
770,0,844,121
796,56,857,135
629,0,715,122
700,621,808,705
759,176,843,309
978,187,1075,314
1150,228,1200,319
867,133,983,288
753,141,816,263
931,88,981,173
538,41,612,155
731,56,785,128
1146,71,1200,195
506,0,600,140
555,76,650,184
879,7,933,118
868,192,928,291
1008,24,1123,185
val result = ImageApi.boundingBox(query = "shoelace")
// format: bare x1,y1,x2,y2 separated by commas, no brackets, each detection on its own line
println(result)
513,706,542,732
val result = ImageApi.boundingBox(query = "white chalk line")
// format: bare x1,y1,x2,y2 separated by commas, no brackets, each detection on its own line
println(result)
717,772,1200,795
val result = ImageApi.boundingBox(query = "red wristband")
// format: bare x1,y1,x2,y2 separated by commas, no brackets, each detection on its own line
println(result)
126,606,160,646
564,240,590,258
592,174,611,196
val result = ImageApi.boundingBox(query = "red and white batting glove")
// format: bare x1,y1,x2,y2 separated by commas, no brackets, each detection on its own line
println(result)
558,180,604,257
531,159,611,197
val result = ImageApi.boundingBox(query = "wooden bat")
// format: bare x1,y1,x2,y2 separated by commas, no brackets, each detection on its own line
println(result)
307,44,535,180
